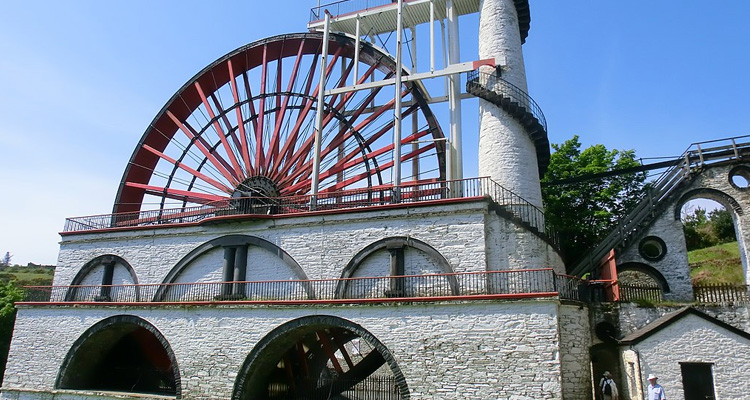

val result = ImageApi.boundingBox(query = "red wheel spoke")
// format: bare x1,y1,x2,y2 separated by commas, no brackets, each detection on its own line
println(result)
141,144,232,193
275,64,389,186
285,129,431,194
271,54,319,179
272,45,347,178
227,59,253,174
277,85,409,189
210,92,243,158
114,34,445,215
316,331,344,374
194,81,244,178
166,110,240,185
319,139,436,194
266,39,306,173
124,182,225,205
255,45,268,172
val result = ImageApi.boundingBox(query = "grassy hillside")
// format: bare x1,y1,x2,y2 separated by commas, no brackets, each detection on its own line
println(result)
0,266,54,287
688,242,744,285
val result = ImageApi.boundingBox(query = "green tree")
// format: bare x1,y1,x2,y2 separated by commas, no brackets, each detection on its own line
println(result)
682,206,736,251
0,281,22,385
683,207,712,250
708,208,736,243
542,135,646,267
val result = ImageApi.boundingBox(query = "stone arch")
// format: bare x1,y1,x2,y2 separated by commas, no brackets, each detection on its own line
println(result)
56,315,181,398
618,262,671,293
154,234,311,301
65,254,138,301
673,188,743,220
232,315,409,400
336,236,459,297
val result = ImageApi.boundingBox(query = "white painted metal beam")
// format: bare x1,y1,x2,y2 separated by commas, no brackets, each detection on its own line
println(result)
324,59,494,96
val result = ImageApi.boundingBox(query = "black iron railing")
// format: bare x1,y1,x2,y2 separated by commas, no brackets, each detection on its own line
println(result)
63,177,557,249
21,269,582,304
466,69,547,133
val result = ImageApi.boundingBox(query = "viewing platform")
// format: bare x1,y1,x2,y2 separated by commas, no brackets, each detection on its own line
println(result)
63,177,558,248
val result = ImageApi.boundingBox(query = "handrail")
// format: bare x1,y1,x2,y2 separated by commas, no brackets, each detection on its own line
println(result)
310,0,397,22
63,177,557,248
466,69,547,133
571,135,750,276
20,269,582,304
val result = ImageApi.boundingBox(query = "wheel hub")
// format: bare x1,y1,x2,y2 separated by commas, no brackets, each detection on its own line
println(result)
231,176,280,213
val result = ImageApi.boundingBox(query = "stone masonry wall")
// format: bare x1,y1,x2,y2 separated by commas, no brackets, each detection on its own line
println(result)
3,300,565,400
54,202,491,288
557,304,592,400
485,212,565,273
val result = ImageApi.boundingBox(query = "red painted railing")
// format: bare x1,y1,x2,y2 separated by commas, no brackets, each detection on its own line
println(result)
21,269,581,304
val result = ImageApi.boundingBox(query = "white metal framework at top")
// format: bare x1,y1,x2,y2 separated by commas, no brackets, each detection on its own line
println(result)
307,0,495,201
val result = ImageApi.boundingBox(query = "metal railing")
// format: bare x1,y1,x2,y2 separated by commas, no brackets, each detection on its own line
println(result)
571,135,750,275
466,69,547,133
310,0,399,22
21,269,582,304
63,178,557,248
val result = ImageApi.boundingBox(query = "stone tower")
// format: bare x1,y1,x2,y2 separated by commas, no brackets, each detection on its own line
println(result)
477,0,543,209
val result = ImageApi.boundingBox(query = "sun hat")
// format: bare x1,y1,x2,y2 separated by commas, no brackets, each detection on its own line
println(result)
647,373,658,380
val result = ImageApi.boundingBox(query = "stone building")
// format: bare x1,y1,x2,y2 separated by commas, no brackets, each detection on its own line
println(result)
3,1,750,399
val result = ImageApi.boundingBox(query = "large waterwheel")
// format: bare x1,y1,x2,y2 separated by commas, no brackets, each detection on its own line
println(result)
114,32,445,215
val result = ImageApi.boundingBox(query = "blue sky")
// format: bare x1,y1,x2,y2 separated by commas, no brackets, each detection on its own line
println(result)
0,1,748,265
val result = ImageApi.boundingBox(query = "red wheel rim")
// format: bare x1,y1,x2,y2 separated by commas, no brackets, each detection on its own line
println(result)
114,33,445,214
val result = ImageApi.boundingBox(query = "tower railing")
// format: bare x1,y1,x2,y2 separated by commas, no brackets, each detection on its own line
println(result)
466,69,547,133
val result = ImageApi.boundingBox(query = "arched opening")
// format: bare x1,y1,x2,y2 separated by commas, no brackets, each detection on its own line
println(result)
154,234,313,302
56,315,180,397
617,262,670,303
66,255,139,302
233,315,408,400
336,236,458,298
677,193,744,286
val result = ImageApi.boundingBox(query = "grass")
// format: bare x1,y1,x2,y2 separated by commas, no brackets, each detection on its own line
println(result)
688,241,744,285
0,266,55,287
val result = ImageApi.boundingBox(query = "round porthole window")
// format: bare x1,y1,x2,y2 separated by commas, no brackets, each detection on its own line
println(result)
639,236,667,261
729,166,750,190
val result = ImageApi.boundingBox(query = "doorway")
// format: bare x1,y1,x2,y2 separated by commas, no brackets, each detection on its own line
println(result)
680,362,715,400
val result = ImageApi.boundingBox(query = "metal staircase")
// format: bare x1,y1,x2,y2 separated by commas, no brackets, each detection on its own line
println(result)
570,136,750,276
466,69,550,175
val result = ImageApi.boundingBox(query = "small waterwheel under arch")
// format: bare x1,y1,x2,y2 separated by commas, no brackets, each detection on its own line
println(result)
114,32,446,216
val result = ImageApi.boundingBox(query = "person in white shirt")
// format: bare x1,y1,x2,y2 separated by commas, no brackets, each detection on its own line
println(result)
599,370,619,400
647,373,666,400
